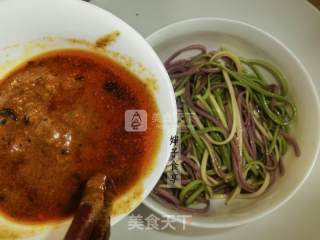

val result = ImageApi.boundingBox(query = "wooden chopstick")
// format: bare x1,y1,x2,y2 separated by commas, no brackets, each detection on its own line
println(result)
64,174,113,240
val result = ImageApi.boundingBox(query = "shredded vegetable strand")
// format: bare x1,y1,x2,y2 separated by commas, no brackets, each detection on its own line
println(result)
153,45,300,213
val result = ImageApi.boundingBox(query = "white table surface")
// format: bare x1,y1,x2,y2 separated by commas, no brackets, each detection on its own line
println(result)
90,0,320,239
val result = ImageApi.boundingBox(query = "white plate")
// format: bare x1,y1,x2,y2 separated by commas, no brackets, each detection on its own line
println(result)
144,17,320,228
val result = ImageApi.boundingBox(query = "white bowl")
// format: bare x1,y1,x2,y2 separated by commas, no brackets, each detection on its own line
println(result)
144,18,320,228
0,0,176,239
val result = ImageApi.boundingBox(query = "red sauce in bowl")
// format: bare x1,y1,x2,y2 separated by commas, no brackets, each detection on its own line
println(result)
0,49,161,223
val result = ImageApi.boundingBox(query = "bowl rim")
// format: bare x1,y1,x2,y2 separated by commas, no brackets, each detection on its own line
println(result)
143,17,320,228
0,0,178,231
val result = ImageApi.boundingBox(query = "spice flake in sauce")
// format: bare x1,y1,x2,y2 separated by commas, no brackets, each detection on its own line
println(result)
0,49,161,223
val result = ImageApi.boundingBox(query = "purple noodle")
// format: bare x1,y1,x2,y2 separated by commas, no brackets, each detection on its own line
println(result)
164,44,207,68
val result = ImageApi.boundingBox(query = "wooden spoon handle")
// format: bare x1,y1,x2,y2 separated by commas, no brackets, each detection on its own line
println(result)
89,208,111,240
64,174,107,240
